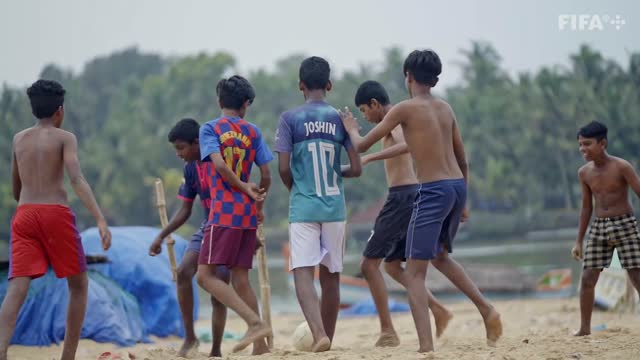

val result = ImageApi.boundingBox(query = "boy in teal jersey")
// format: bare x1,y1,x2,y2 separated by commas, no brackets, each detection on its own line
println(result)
275,56,362,352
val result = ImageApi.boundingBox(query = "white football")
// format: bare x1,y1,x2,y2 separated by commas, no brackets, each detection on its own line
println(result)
291,321,313,351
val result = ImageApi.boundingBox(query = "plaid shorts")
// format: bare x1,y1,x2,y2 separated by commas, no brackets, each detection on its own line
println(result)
583,214,640,269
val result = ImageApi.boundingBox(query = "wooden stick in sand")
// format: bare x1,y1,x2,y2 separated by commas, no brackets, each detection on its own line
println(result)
155,178,178,282
256,224,274,348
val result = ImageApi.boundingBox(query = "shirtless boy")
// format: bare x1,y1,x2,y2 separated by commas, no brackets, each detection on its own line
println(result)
352,80,452,347
572,121,640,336
0,79,112,360
340,50,502,352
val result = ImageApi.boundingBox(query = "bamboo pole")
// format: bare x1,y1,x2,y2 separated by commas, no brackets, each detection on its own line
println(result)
256,224,273,348
155,178,178,282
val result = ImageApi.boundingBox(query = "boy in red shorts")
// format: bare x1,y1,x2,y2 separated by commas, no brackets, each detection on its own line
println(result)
196,75,273,354
0,79,112,360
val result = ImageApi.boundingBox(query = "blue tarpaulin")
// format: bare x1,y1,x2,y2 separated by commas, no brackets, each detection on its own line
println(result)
81,226,197,337
0,269,147,346
0,225,197,346
339,296,410,317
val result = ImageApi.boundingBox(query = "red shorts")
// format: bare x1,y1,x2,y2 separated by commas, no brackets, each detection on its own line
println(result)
199,225,257,268
9,204,87,280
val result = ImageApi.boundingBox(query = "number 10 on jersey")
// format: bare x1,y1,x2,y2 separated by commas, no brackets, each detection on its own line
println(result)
307,141,340,197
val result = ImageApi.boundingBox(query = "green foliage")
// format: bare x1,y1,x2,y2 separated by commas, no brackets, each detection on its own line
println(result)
1,43,639,241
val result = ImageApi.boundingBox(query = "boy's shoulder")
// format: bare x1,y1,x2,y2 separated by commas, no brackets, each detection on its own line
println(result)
14,127,73,144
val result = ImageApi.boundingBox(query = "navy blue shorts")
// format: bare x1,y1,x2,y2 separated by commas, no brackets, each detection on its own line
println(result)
405,179,466,260
363,184,418,262
186,221,207,254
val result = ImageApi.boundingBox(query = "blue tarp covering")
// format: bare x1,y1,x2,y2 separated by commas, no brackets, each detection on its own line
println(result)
0,225,198,346
0,269,147,346
339,297,410,317
81,226,197,337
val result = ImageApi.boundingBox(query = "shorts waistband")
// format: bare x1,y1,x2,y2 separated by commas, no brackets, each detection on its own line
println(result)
17,204,71,211
595,213,635,222
388,184,419,193
418,178,465,188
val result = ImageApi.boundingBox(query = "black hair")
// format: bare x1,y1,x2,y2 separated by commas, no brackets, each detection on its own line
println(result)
26,79,66,119
577,121,608,142
354,80,390,107
216,75,255,110
299,56,331,90
403,50,442,87
168,118,200,143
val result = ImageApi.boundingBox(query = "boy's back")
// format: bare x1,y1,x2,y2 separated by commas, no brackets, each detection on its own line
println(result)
397,96,463,183
14,126,72,205
277,100,352,222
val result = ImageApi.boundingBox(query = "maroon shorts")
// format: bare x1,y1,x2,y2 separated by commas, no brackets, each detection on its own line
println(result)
199,225,257,268
9,204,87,280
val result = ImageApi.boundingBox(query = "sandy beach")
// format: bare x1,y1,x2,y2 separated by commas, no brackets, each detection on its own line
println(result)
7,297,640,360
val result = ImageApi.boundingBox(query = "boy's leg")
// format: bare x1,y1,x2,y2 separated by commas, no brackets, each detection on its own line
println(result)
293,266,331,352
61,272,89,360
290,222,331,352
318,265,340,342
384,261,452,338
361,257,399,346
574,269,601,336
210,267,230,358
0,277,31,360
196,226,270,353
430,250,501,343
196,264,270,353
404,259,434,352
176,250,200,357
230,267,269,355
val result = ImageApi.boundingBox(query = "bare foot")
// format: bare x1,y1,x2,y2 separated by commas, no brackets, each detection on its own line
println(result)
208,348,222,358
434,310,453,338
483,308,503,346
177,339,200,358
252,340,271,355
375,331,400,347
573,329,591,336
232,323,272,353
417,345,434,353
312,336,331,352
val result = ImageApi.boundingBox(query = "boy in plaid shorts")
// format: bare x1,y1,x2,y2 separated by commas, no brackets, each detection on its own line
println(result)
572,121,640,336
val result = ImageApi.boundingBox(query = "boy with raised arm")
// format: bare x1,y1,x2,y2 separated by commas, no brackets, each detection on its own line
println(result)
340,50,502,352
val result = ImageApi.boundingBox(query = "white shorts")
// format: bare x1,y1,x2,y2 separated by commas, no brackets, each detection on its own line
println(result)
289,221,346,273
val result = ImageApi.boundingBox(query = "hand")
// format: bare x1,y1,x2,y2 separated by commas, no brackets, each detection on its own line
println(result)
338,107,360,133
243,182,266,202
461,208,469,223
257,209,265,224
149,237,163,256
98,220,112,251
361,154,371,166
571,243,583,261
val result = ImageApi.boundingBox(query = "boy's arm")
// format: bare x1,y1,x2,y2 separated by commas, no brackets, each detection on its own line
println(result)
362,127,409,165
11,141,21,202
149,200,194,256
256,164,272,223
452,117,469,184
278,152,293,191
342,146,362,178
573,168,593,261
210,153,264,201
63,132,111,250
340,106,402,153
621,160,640,198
